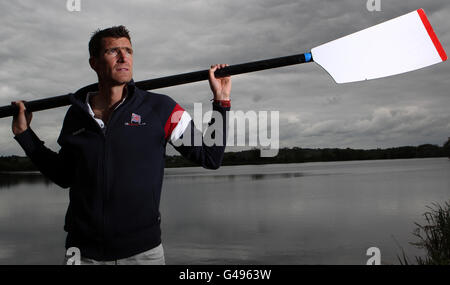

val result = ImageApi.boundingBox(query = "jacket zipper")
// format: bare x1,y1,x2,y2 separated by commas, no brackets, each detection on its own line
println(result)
78,110,107,258
100,96,130,259
76,91,132,260
102,130,108,259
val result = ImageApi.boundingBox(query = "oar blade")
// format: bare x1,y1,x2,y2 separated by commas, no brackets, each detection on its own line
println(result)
311,9,447,84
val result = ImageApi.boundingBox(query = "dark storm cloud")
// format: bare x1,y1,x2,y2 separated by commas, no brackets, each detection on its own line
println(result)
0,0,449,155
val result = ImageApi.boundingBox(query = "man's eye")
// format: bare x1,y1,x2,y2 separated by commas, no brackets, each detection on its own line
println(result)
105,47,132,57
106,48,118,55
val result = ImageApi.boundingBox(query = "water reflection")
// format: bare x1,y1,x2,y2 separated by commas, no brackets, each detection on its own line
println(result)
0,158,449,264
164,171,305,182
0,172,51,188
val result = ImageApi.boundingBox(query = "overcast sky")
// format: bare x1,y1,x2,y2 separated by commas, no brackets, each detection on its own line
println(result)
0,0,449,156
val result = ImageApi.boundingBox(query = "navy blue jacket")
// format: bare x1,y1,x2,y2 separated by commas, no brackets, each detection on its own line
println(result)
14,80,229,261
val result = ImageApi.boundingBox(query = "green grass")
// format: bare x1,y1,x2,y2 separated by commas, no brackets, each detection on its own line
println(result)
399,201,450,265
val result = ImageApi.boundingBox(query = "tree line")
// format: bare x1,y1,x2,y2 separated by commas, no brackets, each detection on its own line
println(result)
166,144,450,168
1,143,449,172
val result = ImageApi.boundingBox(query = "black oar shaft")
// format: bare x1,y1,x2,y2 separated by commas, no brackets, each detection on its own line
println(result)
137,53,312,90
0,52,312,118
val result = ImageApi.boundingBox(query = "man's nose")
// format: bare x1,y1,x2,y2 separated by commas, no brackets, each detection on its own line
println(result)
117,49,126,62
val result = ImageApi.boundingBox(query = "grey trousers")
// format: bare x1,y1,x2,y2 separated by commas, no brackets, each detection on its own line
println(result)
64,243,165,265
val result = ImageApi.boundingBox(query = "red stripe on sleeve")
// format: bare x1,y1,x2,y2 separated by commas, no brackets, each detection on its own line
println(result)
164,104,185,139
417,9,447,62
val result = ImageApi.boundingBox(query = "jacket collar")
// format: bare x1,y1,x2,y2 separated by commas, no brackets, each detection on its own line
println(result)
69,79,137,113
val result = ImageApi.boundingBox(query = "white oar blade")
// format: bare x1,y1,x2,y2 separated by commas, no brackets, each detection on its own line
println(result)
311,9,447,84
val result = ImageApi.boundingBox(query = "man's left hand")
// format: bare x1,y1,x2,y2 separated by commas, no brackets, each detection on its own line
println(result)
208,64,231,101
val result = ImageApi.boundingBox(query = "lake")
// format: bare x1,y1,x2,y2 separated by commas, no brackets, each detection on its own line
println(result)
1,157,449,265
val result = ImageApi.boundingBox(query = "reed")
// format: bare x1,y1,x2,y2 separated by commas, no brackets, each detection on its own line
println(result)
398,201,450,265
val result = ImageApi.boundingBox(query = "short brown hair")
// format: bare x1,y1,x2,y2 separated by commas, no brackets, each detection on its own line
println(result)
89,25,131,58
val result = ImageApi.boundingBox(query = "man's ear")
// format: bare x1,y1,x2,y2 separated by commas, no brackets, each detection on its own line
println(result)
89,57,97,71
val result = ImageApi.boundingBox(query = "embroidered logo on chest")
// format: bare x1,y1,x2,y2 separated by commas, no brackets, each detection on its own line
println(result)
125,113,147,126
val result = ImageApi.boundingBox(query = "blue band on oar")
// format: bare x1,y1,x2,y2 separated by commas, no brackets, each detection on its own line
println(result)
304,52,312,62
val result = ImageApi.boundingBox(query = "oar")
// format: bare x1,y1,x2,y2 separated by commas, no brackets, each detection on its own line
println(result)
0,8,446,119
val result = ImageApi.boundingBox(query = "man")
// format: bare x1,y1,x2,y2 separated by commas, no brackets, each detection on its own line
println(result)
11,25,231,265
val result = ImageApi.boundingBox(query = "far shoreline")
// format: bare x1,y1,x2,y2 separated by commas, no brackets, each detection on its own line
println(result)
1,155,448,174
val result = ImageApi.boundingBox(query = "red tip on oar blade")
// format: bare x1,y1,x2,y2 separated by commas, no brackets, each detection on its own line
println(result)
417,9,447,62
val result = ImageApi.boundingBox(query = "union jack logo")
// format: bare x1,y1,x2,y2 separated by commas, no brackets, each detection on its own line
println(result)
125,112,146,126
131,113,141,124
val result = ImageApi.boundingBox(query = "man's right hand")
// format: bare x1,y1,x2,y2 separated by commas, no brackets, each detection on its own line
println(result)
11,101,32,136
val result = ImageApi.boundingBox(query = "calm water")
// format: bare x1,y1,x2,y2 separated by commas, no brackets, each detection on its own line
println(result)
0,158,449,265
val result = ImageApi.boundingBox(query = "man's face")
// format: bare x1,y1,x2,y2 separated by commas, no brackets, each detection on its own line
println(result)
90,37,133,85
